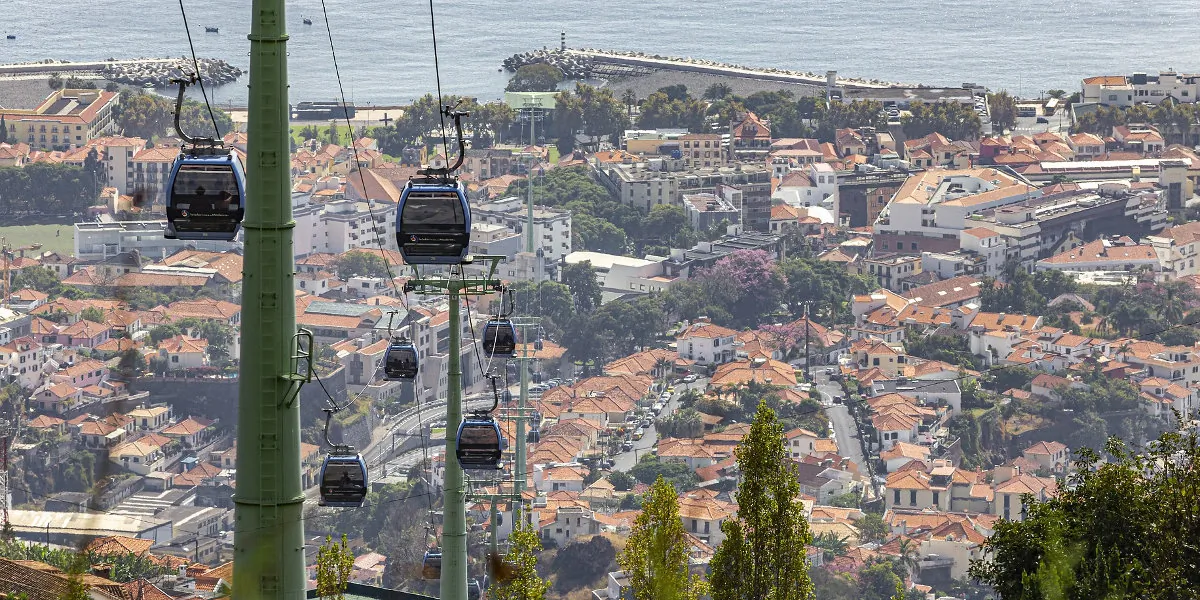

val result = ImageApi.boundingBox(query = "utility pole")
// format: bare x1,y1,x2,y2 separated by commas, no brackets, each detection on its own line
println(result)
0,419,11,538
406,257,504,600
232,0,310,597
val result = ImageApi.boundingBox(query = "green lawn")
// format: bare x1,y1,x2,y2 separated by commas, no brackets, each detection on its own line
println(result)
0,224,74,256
548,147,560,163
290,123,357,146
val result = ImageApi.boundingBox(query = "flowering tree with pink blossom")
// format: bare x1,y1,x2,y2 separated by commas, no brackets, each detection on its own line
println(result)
705,249,786,328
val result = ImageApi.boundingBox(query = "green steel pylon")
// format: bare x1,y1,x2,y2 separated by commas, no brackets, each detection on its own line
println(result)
232,0,308,597
405,257,504,600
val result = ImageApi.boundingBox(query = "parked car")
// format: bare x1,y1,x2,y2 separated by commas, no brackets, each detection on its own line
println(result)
621,441,634,452
633,428,645,440
1036,116,1049,124
652,402,664,415
682,374,698,383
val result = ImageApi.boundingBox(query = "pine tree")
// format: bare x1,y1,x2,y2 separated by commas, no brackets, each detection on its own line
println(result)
710,400,814,600
488,509,549,600
316,534,354,600
618,475,707,600
0,115,7,144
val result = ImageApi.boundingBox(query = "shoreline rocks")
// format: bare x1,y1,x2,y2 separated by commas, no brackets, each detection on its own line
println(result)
100,57,242,88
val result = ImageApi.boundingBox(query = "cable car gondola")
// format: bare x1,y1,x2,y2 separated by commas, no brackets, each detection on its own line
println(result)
318,451,368,507
456,415,504,470
163,75,246,241
421,550,442,580
481,319,517,358
396,179,472,265
395,106,473,265
384,338,419,380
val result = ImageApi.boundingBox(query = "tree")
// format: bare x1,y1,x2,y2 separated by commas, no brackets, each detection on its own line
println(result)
703,249,786,328
858,561,903,600
12,266,61,294
488,510,549,600
506,64,564,92
0,115,6,144
332,250,390,280
638,91,707,131
80,306,105,323
551,536,617,593
561,261,603,314
114,89,232,140
316,534,354,600
704,83,733,100
901,101,983,140
853,513,889,544
149,324,181,344
619,476,708,600
811,531,850,561
710,400,814,600
988,90,1019,132
608,470,635,491
970,427,1200,600
629,454,699,491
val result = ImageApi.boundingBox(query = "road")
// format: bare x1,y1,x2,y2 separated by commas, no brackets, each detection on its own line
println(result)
811,369,866,470
612,378,708,472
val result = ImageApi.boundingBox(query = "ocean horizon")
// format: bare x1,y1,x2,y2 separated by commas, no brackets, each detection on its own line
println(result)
3,0,1199,105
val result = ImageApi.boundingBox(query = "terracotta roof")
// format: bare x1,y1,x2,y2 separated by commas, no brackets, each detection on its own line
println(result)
1039,239,1158,266
677,321,738,340
880,441,930,462
157,335,208,354
1023,440,1068,456
903,276,983,308
86,535,153,556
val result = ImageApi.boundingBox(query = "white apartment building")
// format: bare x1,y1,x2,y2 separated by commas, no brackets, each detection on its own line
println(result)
676,319,738,365
1082,71,1200,107
773,162,839,216
562,251,678,295
473,197,572,264
875,169,1035,256
294,199,397,257
74,221,239,261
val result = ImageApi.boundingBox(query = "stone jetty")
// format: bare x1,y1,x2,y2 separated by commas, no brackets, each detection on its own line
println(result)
502,47,900,89
0,57,242,87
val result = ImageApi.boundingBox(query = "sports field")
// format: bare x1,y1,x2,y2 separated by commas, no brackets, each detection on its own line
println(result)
0,223,74,256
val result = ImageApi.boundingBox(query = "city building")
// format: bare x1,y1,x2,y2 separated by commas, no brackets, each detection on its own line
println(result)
1082,71,1200,107
874,168,1035,255
681,193,740,231
562,251,679,297
0,89,119,151
74,221,239,261
473,196,572,264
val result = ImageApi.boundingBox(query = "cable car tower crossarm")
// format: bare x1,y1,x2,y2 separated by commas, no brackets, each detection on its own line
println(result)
232,0,308,597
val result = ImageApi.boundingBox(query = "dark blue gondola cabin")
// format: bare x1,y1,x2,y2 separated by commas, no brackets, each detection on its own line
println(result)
384,339,419,380
395,180,471,265
165,150,246,241
456,418,503,470
422,551,442,579
318,452,368,507
481,319,517,358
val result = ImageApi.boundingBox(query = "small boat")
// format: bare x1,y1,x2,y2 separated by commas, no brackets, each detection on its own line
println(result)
303,17,313,25
205,26,219,33
5,34,15,40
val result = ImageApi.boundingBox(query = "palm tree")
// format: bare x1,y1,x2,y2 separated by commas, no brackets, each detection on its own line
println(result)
896,538,920,577
621,89,637,120
811,532,850,562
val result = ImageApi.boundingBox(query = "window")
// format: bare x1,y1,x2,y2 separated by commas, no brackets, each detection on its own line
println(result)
933,491,940,505
909,490,917,505
1003,494,1010,508
894,490,901,504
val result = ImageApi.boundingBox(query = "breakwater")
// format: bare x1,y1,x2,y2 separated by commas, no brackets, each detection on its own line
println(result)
0,57,242,87
503,48,898,89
